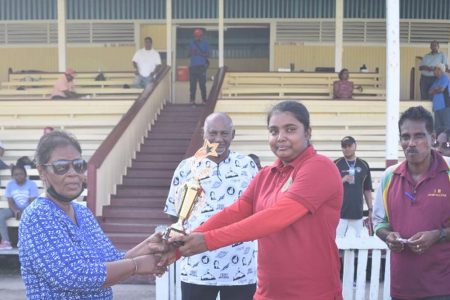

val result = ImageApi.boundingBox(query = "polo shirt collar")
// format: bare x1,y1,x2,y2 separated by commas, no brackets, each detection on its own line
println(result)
395,149,447,179
270,145,316,173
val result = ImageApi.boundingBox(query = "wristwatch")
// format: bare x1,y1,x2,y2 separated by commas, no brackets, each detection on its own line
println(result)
438,228,447,243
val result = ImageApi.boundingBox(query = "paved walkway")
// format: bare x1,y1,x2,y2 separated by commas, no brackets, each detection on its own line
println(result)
0,273,156,300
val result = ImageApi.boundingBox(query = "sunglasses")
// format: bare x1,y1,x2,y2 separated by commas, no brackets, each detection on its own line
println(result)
432,141,450,150
43,159,87,175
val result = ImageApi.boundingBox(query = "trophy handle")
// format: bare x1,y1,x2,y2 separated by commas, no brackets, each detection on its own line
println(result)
163,223,186,241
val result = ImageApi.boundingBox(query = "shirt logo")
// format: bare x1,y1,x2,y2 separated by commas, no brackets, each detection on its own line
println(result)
427,188,447,198
281,176,293,192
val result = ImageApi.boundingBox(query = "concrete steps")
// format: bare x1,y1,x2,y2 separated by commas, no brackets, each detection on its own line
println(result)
100,103,204,251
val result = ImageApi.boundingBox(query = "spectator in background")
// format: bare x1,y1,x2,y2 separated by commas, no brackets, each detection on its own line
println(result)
248,153,262,171
419,40,448,100
51,68,80,100
0,141,9,169
0,165,38,250
333,69,362,99
43,126,54,135
188,28,210,105
434,128,450,157
428,63,450,131
16,156,35,169
335,136,373,237
132,37,162,88
373,106,450,299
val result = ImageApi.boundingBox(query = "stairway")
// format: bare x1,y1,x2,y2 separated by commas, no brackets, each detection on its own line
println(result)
100,103,204,250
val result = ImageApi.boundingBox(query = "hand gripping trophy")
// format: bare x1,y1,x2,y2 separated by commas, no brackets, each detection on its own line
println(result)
163,139,218,240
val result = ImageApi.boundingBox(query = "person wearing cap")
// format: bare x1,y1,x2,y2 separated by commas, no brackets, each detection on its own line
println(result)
132,36,162,88
428,62,450,132
334,136,373,237
50,68,80,100
0,141,10,170
419,40,448,100
188,28,210,105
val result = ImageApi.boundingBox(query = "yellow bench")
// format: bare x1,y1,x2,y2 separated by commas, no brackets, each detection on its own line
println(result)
221,72,384,100
0,99,134,118
9,71,135,82
1,79,134,89
0,87,143,98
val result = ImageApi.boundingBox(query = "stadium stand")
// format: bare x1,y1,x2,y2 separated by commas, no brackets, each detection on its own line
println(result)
0,99,134,228
0,71,141,99
215,99,433,188
220,72,385,99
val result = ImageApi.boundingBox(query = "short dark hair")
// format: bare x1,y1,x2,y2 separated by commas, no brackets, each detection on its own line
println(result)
267,100,310,130
338,68,349,80
144,37,153,43
16,156,35,169
35,130,82,165
437,128,450,141
11,164,27,177
398,106,434,134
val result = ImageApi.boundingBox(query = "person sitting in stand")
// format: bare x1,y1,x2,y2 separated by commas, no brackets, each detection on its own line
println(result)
333,68,362,99
0,140,10,170
50,68,80,100
43,126,54,135
0,165,38,250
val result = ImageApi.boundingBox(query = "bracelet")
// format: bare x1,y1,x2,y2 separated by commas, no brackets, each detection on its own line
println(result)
368,208,373,212
130,258,138,275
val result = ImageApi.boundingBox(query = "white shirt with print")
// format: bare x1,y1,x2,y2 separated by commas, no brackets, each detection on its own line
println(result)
164,152,258,286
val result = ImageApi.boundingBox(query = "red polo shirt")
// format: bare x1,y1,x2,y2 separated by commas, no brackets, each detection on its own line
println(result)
199,146,343,300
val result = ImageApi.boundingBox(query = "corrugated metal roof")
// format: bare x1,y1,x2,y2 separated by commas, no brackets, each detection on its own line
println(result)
67,0,165,20
400,0,450,20
0,0,56,20
224,0,335,19
0,0,449,21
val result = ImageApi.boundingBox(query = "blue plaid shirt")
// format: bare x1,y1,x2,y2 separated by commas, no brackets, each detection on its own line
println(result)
19,197,124,299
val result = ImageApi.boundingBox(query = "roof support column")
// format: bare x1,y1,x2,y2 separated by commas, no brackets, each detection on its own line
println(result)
57,0,67,72
166,0,172,66
218,0,224,67
386,0,401,166
334,0,343,72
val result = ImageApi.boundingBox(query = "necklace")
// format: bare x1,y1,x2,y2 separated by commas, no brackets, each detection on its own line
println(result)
344,158,356,169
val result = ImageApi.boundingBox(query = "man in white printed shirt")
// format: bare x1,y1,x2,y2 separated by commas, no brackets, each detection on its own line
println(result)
164,112,257,300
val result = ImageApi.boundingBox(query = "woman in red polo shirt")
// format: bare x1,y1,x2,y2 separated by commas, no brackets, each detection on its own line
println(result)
169,100,343,300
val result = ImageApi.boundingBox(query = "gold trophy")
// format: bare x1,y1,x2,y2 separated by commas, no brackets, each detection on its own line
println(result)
163,139,218,240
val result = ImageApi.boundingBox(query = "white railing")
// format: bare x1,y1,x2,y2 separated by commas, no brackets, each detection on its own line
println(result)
89,71,171,215
156,236,391,300
336,236,391,300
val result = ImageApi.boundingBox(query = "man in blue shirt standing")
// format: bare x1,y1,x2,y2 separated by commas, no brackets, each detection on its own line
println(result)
188,28,210,105
419,40,448,100
429,63,450,132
